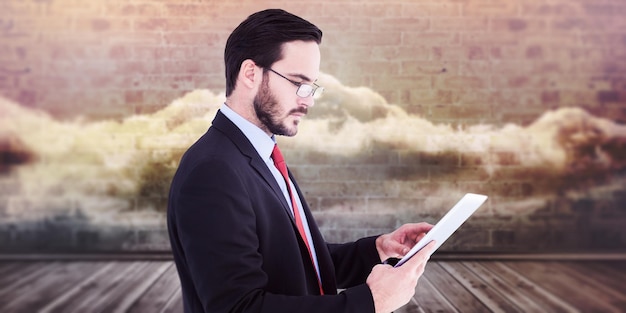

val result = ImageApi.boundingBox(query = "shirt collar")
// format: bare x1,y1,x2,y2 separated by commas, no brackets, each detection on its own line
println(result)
220,103,275,162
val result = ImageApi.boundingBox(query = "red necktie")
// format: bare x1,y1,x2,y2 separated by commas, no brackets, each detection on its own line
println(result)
271,144,323,295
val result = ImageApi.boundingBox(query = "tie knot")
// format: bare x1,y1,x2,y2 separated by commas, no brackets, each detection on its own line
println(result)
271,144,284,164
272,144,288,175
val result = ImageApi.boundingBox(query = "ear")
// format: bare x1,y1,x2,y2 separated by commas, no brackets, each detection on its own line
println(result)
238,59,261,90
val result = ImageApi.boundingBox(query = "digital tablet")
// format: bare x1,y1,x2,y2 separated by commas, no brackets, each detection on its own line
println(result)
394,193,488,267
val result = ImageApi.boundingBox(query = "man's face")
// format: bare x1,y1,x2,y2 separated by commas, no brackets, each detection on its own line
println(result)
253,40,321,137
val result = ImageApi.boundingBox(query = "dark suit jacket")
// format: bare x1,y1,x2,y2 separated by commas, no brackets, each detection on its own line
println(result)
167,110,381,313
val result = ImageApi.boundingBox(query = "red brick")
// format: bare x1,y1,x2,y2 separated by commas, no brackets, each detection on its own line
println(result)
311,17,352,33
0,1,38,16
163,32,222,46
358,61,400,76
162,60,220,74
330,32,402,46
347,18,372,32
521,4,583,16
105,3,164,16
403,32,460,46
541,91,561,104
322,3,403,17
164,4,213,16
134,18,192,32
370,46,430,61
580,33,625,46
551,18,591,32
0,75,16,89
401,3,461,17
139,90,188,111
463,2,518,16
401,60,458,75
436,75,488,90
372,18,429,32
194,74,224,92
431,46,466,61
583,4,626,15
490,18,547,33
91,18,111,32
525,45,543,59
125,90,143,104
17,89,37,107
465,46,489,60
106,31,163,45
371,75,431,91
115,60,162,75
108,45,132,59
453,89,495,108
431,17,488,32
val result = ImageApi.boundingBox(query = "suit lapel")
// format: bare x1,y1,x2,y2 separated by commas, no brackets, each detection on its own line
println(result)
290,172,337,293
211,111,295,222
212,110,337,293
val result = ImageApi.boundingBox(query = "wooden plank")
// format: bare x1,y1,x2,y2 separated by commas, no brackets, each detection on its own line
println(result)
38,261,134,313
159,288,184,313
0,262,26,277
461,261,548,312
412,274,458,313
546,262,626,309
78,261,171,313
126,263,180,313
423,262,490,312
603,261,626,273
106,261,173,313
0,261,108,312
0,259,622,312
0,262,64,309
506,261,623,313
566,261,626,293
0,262,44,291
439,261,521,313
0,262,58,297
479,261,578,313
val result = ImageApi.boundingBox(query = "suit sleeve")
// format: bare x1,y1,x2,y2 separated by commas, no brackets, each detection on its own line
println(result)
171,158,376,313
328,237,382,289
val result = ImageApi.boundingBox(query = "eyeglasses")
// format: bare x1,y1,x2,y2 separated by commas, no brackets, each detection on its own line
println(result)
267,68,324,99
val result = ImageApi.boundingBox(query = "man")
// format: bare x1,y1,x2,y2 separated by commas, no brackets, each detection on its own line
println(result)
167,9,436,313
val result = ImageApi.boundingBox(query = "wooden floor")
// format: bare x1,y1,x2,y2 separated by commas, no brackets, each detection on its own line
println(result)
0,258,625,312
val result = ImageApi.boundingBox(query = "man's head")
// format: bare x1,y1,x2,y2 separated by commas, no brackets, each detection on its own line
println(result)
224,9,323,137
224,9,322,97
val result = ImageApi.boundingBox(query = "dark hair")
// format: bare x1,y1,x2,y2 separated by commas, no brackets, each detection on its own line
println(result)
224,9,323,97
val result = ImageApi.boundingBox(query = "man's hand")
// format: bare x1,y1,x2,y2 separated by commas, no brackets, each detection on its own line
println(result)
375,223,433,262
366,240,436,313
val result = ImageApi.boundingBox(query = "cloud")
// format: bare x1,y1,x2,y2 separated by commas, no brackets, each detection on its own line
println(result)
291,74,626,176
1,73,625,224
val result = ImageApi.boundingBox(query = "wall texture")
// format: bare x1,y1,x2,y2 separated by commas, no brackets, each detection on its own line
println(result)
1,0,626,253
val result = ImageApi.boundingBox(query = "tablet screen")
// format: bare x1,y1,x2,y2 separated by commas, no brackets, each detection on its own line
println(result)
394,193,488,267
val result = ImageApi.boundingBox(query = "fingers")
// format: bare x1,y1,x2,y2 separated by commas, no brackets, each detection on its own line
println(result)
388,240,411,257
397,223,434,242
401,240,436,271
409,222,434,235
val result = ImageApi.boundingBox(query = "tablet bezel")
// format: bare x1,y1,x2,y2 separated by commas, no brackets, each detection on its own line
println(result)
394,193,488,267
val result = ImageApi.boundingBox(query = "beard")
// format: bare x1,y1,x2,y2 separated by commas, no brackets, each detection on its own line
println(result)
253,76,307,137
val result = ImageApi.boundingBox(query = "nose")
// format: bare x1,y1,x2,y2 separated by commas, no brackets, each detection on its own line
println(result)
298,95,315,108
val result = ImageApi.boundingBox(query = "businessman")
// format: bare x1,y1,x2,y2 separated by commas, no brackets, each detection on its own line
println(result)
167,9,436,313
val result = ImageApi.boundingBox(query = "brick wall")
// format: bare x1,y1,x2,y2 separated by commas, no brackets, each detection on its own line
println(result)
1,0,626,253
2,0,625,123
